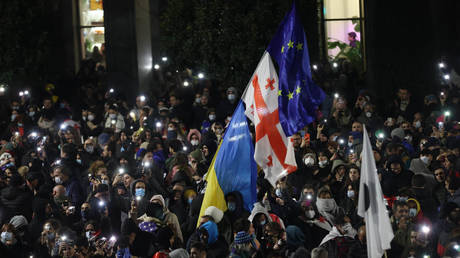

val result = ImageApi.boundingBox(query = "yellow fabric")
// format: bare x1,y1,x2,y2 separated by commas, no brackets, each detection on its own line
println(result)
197,144,227,227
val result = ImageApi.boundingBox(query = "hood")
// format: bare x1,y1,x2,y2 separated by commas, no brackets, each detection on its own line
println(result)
331,159,346,173
200,221,218,245
187,129,202,142
225,191,245,215
248,202,273,223
286,225,305,249
150,194,166,211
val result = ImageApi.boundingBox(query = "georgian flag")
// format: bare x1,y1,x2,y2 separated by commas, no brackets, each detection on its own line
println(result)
242,52,297,187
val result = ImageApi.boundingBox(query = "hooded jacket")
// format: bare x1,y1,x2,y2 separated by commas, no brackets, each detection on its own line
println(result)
138,194,183,242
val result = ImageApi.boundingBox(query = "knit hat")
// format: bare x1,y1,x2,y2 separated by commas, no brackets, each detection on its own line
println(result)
234,231,253,245
390,127,405,140
189,149,204,163
169,248,190,258
9,215,28,229
204,206,224,223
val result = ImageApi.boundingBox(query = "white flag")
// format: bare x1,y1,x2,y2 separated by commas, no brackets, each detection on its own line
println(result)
241,52,297,187
357,125,394,258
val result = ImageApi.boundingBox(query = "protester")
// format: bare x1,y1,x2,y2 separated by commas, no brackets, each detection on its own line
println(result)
0,46,458,258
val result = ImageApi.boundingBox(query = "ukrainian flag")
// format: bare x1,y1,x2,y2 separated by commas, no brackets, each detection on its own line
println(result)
198,101,258,225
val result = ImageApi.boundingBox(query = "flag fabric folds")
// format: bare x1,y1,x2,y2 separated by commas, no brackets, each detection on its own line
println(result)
266,3,325,136
198,101,258,225
357,125,394,258
242,52,297,187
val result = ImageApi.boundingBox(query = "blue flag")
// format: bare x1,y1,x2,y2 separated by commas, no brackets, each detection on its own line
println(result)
198,101,258,222
267,3,325,136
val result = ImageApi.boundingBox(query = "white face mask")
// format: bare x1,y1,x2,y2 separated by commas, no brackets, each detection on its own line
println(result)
227,94,236,102
365,112,372,118
316,198,337,212
303,157,314,166
347,190,355,198
87,114,95,121
275,188,282,198
208,114,216,121
404,135,413,143
190,139,199,146
29,111,35,117
318,160,328,168
414,120,421,128
195,98,201,104
305,210,315,219
11,114,16,121
348,142,353,147
420,156,430,165
54,177,62,184
109,113,117,119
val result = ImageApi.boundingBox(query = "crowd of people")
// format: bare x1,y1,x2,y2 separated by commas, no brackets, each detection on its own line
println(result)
0,57,459,258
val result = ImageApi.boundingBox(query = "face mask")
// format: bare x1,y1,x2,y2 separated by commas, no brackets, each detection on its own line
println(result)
420,156,430,165
227,94,236,102
109,113,117,119
347,190,355,198
11,114,16,121
409,208,417,217
303,157,314,166
101,179,109,185
414,120,421,128
347,142,353,147
81,210,89,219
227,202,236,212
1,232,13,243
85,146,94,153
208,114,216,121
365,112,372,118
195,98,201,104
47,232,55,241
76,159,82,164
191,140,199,146
167,127,175,131
405,135,413,143
275,188,282,198
85,231,95,239
54,177,62,184
29,111,35,117
135,188,145,197
188,198,194,205
260,220,266,226
318,160,328,168
87,114,95,121
12,106,19,110
305,210,315,219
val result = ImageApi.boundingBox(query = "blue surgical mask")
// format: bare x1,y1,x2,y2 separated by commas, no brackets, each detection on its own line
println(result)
275,188,282,198
188,198,193,205
260,220,266,226
347,190,355,198
227,202,236,212
227,94,236,102
409,208,417,217
135,188,145,197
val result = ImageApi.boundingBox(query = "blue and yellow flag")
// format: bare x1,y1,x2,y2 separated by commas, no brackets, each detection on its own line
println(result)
198,101,258,224
267,2,325,136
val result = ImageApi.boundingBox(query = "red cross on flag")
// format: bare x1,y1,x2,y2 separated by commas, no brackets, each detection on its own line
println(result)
242,52,297,187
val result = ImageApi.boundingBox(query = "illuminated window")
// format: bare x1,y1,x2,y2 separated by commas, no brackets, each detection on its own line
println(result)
322,0,364,68
79,0,105,60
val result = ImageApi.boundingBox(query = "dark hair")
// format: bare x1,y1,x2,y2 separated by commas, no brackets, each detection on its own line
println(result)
191,242,207,253
233,218,250,233
61,143,77,160
392,200,409,213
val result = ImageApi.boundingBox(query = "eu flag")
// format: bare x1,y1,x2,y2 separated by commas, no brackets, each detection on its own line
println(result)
267,3,325,136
